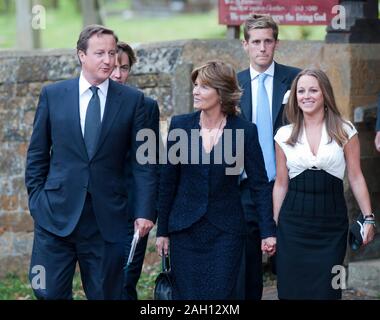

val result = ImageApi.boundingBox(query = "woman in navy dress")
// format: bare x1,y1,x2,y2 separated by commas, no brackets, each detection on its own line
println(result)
273,69,376,300
156,61,276,300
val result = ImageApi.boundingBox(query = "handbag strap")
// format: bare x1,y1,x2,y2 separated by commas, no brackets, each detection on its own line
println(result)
161,249,170,272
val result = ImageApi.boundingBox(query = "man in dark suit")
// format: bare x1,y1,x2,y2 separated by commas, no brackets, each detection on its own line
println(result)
375,93,380,152
238,14,301,300
110,41,160,300
25,25,156,300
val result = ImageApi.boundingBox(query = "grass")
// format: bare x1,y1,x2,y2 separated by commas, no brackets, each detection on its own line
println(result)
0,272,85,300
0,273,34,300
0,235,160,300
0,0,327,50
0,266,158,300
0,269,157,300
107,11,226,45
136,262,160,300
0,10,15,48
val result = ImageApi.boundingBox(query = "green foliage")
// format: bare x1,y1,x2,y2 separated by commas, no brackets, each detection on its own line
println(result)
0,0,14,14
0,0,328,50
279,25,326,41
108,10,226,44
136,262,160,300
0,273,34,300
0,10,14,48
0,267,158,300
0,272,86,300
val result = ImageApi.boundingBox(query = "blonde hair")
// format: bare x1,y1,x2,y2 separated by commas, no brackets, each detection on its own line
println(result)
284,68,352,147
243,14,279,41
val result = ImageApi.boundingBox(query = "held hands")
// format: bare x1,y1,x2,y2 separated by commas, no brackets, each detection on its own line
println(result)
156,237,169,256
375,131,380,152
134,218,154,238
261,237,276,257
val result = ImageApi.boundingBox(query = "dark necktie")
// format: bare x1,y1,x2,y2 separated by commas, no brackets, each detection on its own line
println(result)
84,86,101,159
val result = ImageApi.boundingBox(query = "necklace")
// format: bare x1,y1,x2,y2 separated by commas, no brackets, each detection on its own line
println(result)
200,112,226,153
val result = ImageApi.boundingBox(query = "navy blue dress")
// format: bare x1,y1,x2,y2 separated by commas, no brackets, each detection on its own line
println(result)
157,111,275,300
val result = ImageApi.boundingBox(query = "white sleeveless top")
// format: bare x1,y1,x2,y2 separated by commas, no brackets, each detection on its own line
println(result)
274,121,357,180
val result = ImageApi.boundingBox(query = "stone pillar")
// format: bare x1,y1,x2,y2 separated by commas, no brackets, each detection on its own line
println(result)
15,0,41,49
326,0,380,43
80,0,103,27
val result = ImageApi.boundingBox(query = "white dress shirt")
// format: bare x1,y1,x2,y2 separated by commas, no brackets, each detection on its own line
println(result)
274,121,358,180
79,72,109,137
250,61,275,124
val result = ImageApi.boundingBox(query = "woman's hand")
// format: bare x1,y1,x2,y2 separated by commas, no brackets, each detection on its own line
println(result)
363,223,376,245
156,236,170,256
374,131,380,152
261,237,276,257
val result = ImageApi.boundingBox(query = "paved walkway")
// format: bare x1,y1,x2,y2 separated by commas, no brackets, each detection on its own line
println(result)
262,285,379,300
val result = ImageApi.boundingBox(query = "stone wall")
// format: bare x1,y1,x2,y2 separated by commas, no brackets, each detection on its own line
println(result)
0,40,379,277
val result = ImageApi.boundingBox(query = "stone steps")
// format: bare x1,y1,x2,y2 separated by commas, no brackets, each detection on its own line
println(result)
348,258,380,298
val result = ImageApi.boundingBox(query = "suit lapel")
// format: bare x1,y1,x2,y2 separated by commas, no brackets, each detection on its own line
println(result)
65,78,88,160
239,69,252,121
93,80,123,156
272,63,288,127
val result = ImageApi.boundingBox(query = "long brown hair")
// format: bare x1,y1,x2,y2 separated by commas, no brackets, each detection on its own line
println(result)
284,68,352,147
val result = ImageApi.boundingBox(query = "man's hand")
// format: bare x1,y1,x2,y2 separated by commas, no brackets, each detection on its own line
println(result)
375,131,380,152
134,218,154,238
261,237,276,257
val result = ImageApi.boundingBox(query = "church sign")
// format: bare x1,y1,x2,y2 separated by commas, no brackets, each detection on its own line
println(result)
218,0,340,25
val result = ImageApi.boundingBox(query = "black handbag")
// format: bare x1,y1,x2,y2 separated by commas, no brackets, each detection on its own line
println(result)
154,250,173,300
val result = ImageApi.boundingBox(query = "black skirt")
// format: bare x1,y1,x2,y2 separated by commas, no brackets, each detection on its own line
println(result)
169,216,244,300
276,169,348,300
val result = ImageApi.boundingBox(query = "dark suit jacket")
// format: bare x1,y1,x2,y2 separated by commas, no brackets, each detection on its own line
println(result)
376,93,380,132
125,96,160,223
157,111,276,239
238,62,301,133
25,78,157,242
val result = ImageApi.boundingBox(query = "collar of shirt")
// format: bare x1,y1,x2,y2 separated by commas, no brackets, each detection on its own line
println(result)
79,72,109,99
249,60,275,81
78,72,108,136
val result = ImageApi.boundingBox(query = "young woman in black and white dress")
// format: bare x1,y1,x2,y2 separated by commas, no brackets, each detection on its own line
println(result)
273,68,376,300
